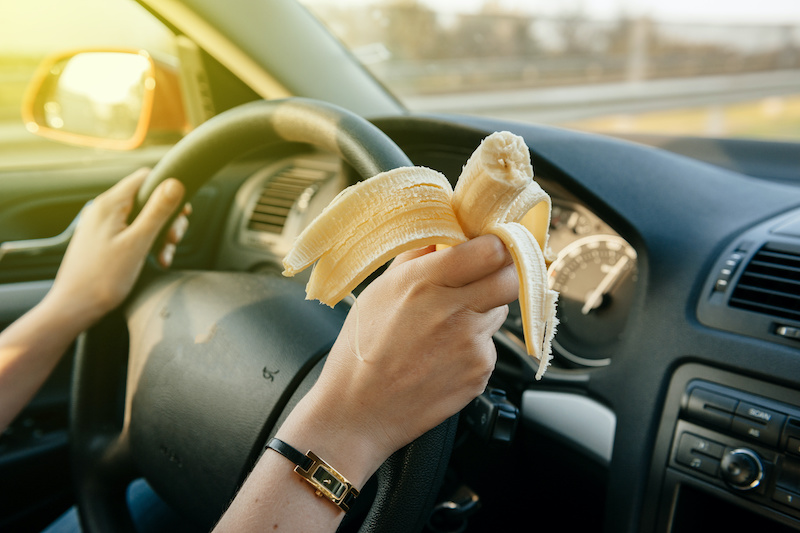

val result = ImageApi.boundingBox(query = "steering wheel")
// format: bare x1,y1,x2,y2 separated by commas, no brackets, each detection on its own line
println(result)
69,98,459,533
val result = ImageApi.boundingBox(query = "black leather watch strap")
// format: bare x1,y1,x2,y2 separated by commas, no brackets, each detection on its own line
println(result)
267,437,313,471
266,437,360,512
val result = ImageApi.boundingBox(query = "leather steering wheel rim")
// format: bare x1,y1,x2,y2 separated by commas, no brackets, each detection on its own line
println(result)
70,98,458,533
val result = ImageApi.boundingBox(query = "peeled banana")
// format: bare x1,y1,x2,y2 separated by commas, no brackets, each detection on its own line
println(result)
282,132,558,379
282,166,468,305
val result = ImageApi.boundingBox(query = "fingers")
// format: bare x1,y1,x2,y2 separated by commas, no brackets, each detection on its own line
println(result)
421,234,512,288
158,243,177,269
381,235,517,325
157,211,190,268
126,178,186,252
79,169,189,270
91,168,150,217
165,212,189,244
489,304,510,331
462,263,519,313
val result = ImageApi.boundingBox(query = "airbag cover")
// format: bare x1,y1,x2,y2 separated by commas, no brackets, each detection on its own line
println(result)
124,271,346,527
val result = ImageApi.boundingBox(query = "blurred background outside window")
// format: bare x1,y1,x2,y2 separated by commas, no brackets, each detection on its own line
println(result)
302,0,800,140
1,0,798,148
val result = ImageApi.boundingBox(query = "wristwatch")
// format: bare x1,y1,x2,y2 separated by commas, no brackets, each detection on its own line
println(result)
266,437,360,512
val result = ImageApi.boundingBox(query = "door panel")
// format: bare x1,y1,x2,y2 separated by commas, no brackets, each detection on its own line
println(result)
0,1,182,529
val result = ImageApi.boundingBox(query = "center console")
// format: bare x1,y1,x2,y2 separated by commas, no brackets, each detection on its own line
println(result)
650,364,800,532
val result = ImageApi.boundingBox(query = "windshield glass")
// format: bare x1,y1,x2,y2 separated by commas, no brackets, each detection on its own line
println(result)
300,0,800,141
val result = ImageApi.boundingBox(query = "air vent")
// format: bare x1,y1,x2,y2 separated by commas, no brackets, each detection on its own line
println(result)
729,245,800,322
246,165,330,234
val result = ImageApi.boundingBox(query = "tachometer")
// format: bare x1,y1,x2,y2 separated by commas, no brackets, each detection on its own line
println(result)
548,234,638,366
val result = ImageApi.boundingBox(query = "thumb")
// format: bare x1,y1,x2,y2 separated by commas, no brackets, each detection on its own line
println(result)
127,178,185,250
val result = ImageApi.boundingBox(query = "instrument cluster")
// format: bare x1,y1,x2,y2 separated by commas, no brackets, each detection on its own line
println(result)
505,199,639,368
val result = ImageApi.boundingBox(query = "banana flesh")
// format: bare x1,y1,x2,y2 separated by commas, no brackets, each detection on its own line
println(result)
283,166,468,304
452,131,532,238
282,132,558,379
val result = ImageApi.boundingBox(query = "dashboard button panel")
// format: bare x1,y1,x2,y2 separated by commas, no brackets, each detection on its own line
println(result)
686,387,737,429
720,448,764,491
787,437,800,457
732,402,786,447
671,379,800,521
676,433,723,476
774,487,800,510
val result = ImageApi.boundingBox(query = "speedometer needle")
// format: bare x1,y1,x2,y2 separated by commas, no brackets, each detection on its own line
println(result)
581,255,631,315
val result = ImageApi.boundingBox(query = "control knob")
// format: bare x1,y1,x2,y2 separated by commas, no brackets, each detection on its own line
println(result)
720,448,763,491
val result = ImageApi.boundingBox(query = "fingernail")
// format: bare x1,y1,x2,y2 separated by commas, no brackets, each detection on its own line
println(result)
172,216,188,241
160,243,176,268
162,179,184,202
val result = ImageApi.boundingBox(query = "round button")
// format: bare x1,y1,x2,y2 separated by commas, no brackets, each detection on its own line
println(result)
720,448,763,490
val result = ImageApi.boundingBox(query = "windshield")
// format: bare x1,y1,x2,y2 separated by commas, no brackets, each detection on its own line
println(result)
300,0,800,141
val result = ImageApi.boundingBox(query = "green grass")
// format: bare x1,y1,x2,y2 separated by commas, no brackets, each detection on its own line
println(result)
562,95,800,141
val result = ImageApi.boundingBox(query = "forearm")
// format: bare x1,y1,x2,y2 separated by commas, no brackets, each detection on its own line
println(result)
0,296,87,432
213,393,382,533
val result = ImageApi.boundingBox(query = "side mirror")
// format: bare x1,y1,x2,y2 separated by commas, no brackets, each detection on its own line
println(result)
22,50,187,150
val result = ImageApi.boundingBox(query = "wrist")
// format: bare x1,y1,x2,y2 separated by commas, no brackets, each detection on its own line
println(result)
274,393,388,489
38,288,101,338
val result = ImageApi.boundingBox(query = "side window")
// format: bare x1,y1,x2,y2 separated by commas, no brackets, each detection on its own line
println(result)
0,0,180,167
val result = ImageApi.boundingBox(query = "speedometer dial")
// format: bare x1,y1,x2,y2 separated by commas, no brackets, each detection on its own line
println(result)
548,235,638,366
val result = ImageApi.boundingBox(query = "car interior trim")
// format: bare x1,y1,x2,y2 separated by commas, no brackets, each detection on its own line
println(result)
0,280,52,325
697,206,800,349
180,0,405,117
0,201,90,269
140,0,292,101
522,390,616,466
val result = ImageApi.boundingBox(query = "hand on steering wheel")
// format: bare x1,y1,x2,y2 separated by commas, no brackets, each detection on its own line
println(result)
47,168,190,331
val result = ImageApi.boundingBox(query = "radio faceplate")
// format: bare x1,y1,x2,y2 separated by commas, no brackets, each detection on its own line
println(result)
672,380,800,517
647,365,800,533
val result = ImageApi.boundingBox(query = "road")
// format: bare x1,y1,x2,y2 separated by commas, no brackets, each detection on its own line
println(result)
402,70,800,124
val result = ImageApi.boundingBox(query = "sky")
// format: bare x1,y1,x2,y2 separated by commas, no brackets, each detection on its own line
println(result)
2,0,799,54
306,0,800,25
